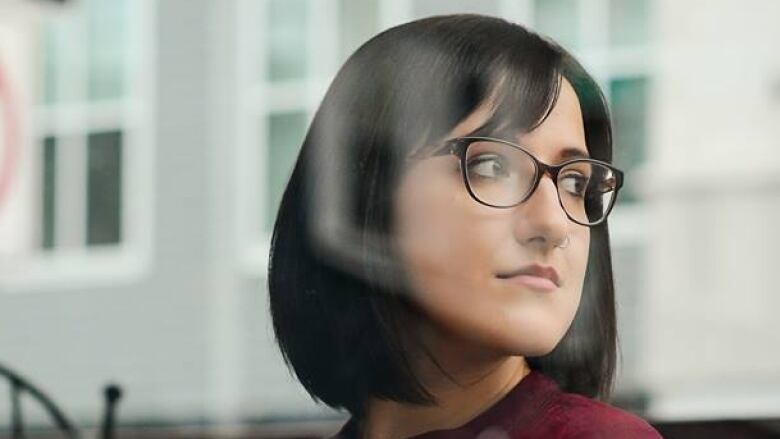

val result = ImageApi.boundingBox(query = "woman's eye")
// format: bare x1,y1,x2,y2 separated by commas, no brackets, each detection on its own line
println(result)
467,154,509,179
560,173,590,197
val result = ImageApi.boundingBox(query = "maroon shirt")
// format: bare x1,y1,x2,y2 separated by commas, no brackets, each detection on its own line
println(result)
329,369,663,438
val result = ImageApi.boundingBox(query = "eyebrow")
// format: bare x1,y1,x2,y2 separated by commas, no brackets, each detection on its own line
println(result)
460,123,592,161
558,147,590,161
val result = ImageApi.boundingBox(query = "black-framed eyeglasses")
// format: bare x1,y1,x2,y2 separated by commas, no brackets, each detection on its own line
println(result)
408,136,624,227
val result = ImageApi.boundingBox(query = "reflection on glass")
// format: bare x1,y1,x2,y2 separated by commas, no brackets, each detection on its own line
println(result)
609,0,649,47
87,0,126,100
267,0,308,81
87,131,123,245
42,137,57,249
266,112,306,230
534,0,579,50
610,76,647,204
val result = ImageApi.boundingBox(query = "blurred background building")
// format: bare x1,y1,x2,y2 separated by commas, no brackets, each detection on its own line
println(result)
0,0,778,437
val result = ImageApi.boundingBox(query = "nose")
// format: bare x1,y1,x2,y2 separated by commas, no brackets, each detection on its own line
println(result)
513,173,569,251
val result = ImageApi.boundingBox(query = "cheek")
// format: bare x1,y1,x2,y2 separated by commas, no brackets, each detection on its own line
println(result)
394,184,489,291
393,168,500,312
395,166,486,273
393,169,593,356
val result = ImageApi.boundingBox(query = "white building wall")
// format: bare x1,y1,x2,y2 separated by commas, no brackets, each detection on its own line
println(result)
642,0,780,420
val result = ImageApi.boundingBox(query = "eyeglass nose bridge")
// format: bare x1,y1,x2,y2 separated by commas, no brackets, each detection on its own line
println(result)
521,159,566,205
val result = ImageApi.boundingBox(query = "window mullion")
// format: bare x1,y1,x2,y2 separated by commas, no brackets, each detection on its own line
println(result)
52,9,89,251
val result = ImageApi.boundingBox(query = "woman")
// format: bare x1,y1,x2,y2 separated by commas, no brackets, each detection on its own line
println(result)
268,14,662,439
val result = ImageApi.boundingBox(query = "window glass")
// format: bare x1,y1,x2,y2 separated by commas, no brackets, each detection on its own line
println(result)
267,0,309,81
87,0,126,100
609,0,649,47
87,131,123,245
412,0,499,18
42,137,57,249
610,76,648,204
41,19,83,103
41,26,59,104
338,0,378,63
534,0,579,50
265,112,307,230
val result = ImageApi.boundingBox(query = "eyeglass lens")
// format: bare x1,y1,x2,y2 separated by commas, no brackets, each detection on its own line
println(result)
463,140,618,225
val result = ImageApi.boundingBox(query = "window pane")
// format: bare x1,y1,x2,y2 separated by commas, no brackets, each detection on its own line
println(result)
265,112,306,230
610,76,648,204
41,26,59,104
609,0,649,47
40,19,82,103
87,131,122,245
534,0,579,50
42,137,57,249
412,0,498,18
87,0,126,100
267,0,308,82
338,0,378,63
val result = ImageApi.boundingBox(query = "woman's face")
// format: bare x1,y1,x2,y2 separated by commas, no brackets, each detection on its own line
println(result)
393,79,590,358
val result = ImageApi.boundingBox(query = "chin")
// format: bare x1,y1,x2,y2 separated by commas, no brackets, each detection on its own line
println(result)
509,340,557,357
523,342,559,357
500,327,567,358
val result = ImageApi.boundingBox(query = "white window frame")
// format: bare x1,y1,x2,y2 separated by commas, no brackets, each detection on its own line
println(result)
235,0,342,276
0,0,156,293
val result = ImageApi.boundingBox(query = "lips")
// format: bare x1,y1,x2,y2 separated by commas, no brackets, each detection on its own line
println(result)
496,263,561,288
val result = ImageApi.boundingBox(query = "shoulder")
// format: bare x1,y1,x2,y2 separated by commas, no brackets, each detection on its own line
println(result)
545,392,663,438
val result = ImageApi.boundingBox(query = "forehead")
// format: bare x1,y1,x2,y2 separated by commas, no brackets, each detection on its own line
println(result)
448,78,589,163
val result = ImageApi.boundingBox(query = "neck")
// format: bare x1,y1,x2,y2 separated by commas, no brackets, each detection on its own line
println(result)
359,316,531,439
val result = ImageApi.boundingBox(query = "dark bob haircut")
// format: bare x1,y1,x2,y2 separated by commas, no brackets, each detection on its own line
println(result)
269,14,618,419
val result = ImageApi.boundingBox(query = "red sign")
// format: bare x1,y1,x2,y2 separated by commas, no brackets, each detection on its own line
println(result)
0,61,19,215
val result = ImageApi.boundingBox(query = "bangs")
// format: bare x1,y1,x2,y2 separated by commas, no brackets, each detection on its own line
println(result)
463,68,563,140
406,27,566,153
456,53,613,166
